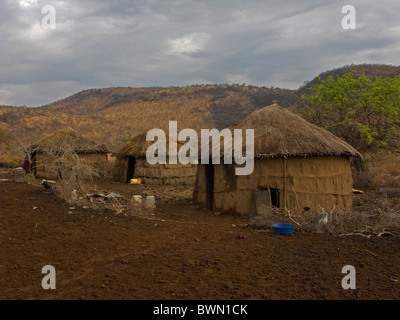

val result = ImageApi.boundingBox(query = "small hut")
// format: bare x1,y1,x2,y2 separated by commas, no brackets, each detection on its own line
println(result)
114,132,197,185
193,104,363,215
29,127,109,179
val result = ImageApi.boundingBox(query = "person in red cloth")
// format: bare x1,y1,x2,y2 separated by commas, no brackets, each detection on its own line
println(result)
23,156,30,173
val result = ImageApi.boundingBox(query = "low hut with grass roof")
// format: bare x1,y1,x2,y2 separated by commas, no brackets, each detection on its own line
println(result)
29,127,109,179
193,103,363,216
113,132,197,185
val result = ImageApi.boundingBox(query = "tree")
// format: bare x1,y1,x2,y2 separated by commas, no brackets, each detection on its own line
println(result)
301,72,400,151
31,139,99,204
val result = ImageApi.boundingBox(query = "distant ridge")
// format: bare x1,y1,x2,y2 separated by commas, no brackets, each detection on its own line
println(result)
296,63,400,97
1,63,399,166
1,84,296,152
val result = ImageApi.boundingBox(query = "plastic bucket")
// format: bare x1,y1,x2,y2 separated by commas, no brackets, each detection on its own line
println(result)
272,223,294,235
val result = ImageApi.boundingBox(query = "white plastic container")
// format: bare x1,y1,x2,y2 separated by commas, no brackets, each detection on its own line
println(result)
71,189,77,201
145,195,156,208
131,195,142,206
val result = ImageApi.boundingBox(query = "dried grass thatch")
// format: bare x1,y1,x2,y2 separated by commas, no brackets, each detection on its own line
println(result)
29,127,109,154
116,132,186,157
209,103,363,160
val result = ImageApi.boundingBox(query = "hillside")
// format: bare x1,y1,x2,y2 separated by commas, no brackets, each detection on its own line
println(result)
0,85,296,155
1,63,400,167
296,63,400,97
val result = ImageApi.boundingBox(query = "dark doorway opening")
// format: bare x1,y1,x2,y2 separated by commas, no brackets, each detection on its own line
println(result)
270,188,280,208
126,157,136,183
205,164,214,210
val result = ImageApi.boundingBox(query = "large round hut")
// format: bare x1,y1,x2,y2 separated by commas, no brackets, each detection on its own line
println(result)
28,127,109,179
193,104,363,216
113,132,198,185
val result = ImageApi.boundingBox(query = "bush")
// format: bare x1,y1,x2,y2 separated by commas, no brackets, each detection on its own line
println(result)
301,72,400,151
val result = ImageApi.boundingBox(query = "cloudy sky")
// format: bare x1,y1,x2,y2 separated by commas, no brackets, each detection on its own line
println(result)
1,0,400,107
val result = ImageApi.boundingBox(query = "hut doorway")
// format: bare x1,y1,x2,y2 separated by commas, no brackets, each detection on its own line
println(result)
126,157,136,183
205,164,214,210
253,187,280,215
270,188,280,208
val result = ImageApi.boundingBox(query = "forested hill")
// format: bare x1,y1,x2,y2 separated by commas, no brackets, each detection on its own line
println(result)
1,63,400,166
0,85,296,152
297,64,400,97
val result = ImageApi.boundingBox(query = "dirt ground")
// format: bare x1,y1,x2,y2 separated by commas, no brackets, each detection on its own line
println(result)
0,168,399,300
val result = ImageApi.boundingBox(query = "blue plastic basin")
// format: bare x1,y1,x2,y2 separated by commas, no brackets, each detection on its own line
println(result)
272,223,294,235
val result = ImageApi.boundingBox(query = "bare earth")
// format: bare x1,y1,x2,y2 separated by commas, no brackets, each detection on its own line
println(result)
0,169,399,300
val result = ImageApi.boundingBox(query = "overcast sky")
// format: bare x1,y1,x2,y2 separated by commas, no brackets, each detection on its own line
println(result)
1,0,400,107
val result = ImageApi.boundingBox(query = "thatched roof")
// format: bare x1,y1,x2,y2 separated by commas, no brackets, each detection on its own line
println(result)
29,127,109,154
118,104,362,161
209,104,362,159
116,131,186,157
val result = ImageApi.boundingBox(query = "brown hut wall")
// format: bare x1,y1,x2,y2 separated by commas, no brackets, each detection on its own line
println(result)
193,163,207,207
34,153,58,179
78,153,109,178
115,157,197,185
113,156,129,182
285,157,353,210
201,156,353,216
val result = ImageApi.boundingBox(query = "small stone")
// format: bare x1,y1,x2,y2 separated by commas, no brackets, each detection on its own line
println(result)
223,282,232,289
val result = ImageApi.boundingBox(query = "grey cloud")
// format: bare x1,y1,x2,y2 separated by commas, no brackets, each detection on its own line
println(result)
1,0,400,106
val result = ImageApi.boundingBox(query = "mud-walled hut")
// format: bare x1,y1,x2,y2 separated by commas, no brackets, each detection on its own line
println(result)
193,104,363,216
114,132,198,185
28,127,109,179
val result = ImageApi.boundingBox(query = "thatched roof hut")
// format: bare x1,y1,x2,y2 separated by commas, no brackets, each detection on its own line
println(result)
207,103,361,159
114,132,197,185
193,104,363,215
29,127,109,179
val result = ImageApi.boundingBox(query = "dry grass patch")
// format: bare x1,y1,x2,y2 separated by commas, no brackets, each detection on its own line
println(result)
249,192,400,237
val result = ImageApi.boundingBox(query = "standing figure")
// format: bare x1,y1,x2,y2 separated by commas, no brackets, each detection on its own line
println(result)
23,156,30,173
